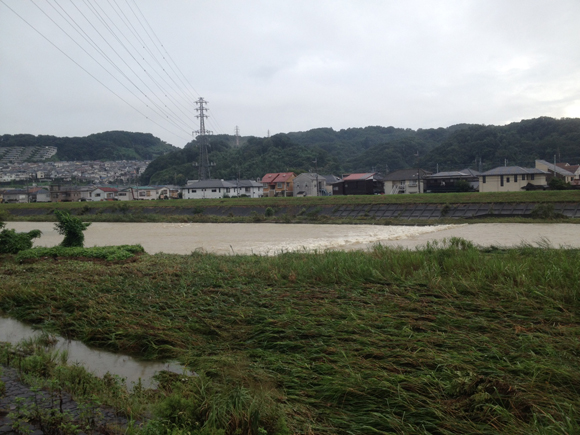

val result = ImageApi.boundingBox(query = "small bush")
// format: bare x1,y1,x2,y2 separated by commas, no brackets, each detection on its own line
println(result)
531,203,566,220
54,210,91,247
0,228,42,254
265,207,275,217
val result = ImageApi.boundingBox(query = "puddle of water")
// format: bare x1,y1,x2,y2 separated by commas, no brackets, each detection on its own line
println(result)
0,316,189,389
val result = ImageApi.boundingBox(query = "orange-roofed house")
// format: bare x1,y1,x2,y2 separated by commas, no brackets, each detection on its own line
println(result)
261,172,296,197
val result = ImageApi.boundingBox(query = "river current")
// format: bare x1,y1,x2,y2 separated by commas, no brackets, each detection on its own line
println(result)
6,222,580,254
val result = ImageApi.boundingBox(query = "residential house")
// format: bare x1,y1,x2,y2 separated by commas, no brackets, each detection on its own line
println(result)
478,166,548,192
293,173,327,197
182,179,236,199
91,187,118,201
423,169,480,193
556,163,580,178
33,188,50,202
130,186,168,200
49,184,82,202
333,173,385,195
116,187,134,201
535,160,578,183
226,180,263,198
321,175,341,195
261,172,295,197
2,189,29,203
383,169,431,194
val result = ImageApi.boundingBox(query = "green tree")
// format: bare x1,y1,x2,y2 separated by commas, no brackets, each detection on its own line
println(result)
54,210,91,247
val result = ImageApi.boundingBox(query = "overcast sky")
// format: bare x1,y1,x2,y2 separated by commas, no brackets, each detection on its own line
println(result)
1,0,579,148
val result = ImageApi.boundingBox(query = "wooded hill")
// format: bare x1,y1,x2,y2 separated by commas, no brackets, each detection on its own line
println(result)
140,117,580,185
0,131,176,162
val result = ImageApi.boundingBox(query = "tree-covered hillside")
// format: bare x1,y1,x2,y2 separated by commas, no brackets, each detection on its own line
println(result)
419,117,580,171
140,117,580,185
0,131,176,161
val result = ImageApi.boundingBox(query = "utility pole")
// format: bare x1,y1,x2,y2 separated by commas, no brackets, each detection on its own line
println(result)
235,126,240,147
313,158,319,196
195,98,212,180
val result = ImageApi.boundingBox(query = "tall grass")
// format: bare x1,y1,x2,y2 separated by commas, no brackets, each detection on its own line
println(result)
1,241,579,433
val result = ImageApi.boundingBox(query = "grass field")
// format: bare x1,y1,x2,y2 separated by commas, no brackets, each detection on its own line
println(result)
2,190,580,212
1,240,579,434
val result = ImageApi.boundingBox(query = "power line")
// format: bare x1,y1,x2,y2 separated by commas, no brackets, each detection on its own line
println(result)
1,0,191,141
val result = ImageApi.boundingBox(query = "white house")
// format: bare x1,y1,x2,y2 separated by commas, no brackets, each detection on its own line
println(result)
130,186,169,200
90,187,118,201
479,166,548,192
182,179,236,199
226,180,263,198
116,187,134,201
384,169,431,194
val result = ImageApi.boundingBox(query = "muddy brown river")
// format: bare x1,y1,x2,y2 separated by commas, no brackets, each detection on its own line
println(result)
6,222,580,254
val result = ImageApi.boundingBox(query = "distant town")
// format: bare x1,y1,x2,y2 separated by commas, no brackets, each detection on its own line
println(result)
0,157,579,204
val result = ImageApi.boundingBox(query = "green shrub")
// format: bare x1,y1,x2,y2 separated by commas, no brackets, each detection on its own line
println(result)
0,228,42,254
265,207,275,217
531,203,566,220
54,210,91,247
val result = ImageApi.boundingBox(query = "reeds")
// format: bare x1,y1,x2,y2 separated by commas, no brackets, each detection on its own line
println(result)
1,240,579,433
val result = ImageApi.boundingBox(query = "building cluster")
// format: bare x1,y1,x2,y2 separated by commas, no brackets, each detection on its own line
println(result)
0,160,149,184
0,146,57,164
1,160,579,204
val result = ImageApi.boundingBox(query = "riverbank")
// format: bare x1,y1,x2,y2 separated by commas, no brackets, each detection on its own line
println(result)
2,191,580,224
1,242,579,434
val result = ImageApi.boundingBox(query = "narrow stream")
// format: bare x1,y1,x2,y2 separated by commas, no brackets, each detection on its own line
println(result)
0,316,189,389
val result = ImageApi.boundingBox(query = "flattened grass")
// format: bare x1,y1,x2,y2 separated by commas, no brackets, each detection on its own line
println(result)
0,242,579,434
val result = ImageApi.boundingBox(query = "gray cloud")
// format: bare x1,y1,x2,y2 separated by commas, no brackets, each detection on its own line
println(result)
1,0,579,147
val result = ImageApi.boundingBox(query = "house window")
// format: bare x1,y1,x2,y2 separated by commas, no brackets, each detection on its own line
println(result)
95,193,101,197
212,189,217,192
245,187,251,192
482,176,486,183
506,177,510,183
277,182,283,189
514,175,518,182
192,189,197,193
522,174,526,181
500,175,504,187
531,174,535,180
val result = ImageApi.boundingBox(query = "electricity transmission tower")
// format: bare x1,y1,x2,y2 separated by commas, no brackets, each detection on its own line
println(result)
194,98,213,180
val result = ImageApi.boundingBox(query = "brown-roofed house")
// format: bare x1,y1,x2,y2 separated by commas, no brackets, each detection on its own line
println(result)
261,172,296,197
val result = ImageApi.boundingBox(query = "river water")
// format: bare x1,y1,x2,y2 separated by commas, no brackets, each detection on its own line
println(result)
5,222,580,254
0,316,189,388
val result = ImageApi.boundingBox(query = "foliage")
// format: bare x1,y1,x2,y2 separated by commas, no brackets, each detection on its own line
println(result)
530,203,567,220
419,117,580,172
264,207,274,217
54,210,91,247
0,228,42,254
0,131,176,161
16,245,144,262
548,177,570,190
141,117,580,184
